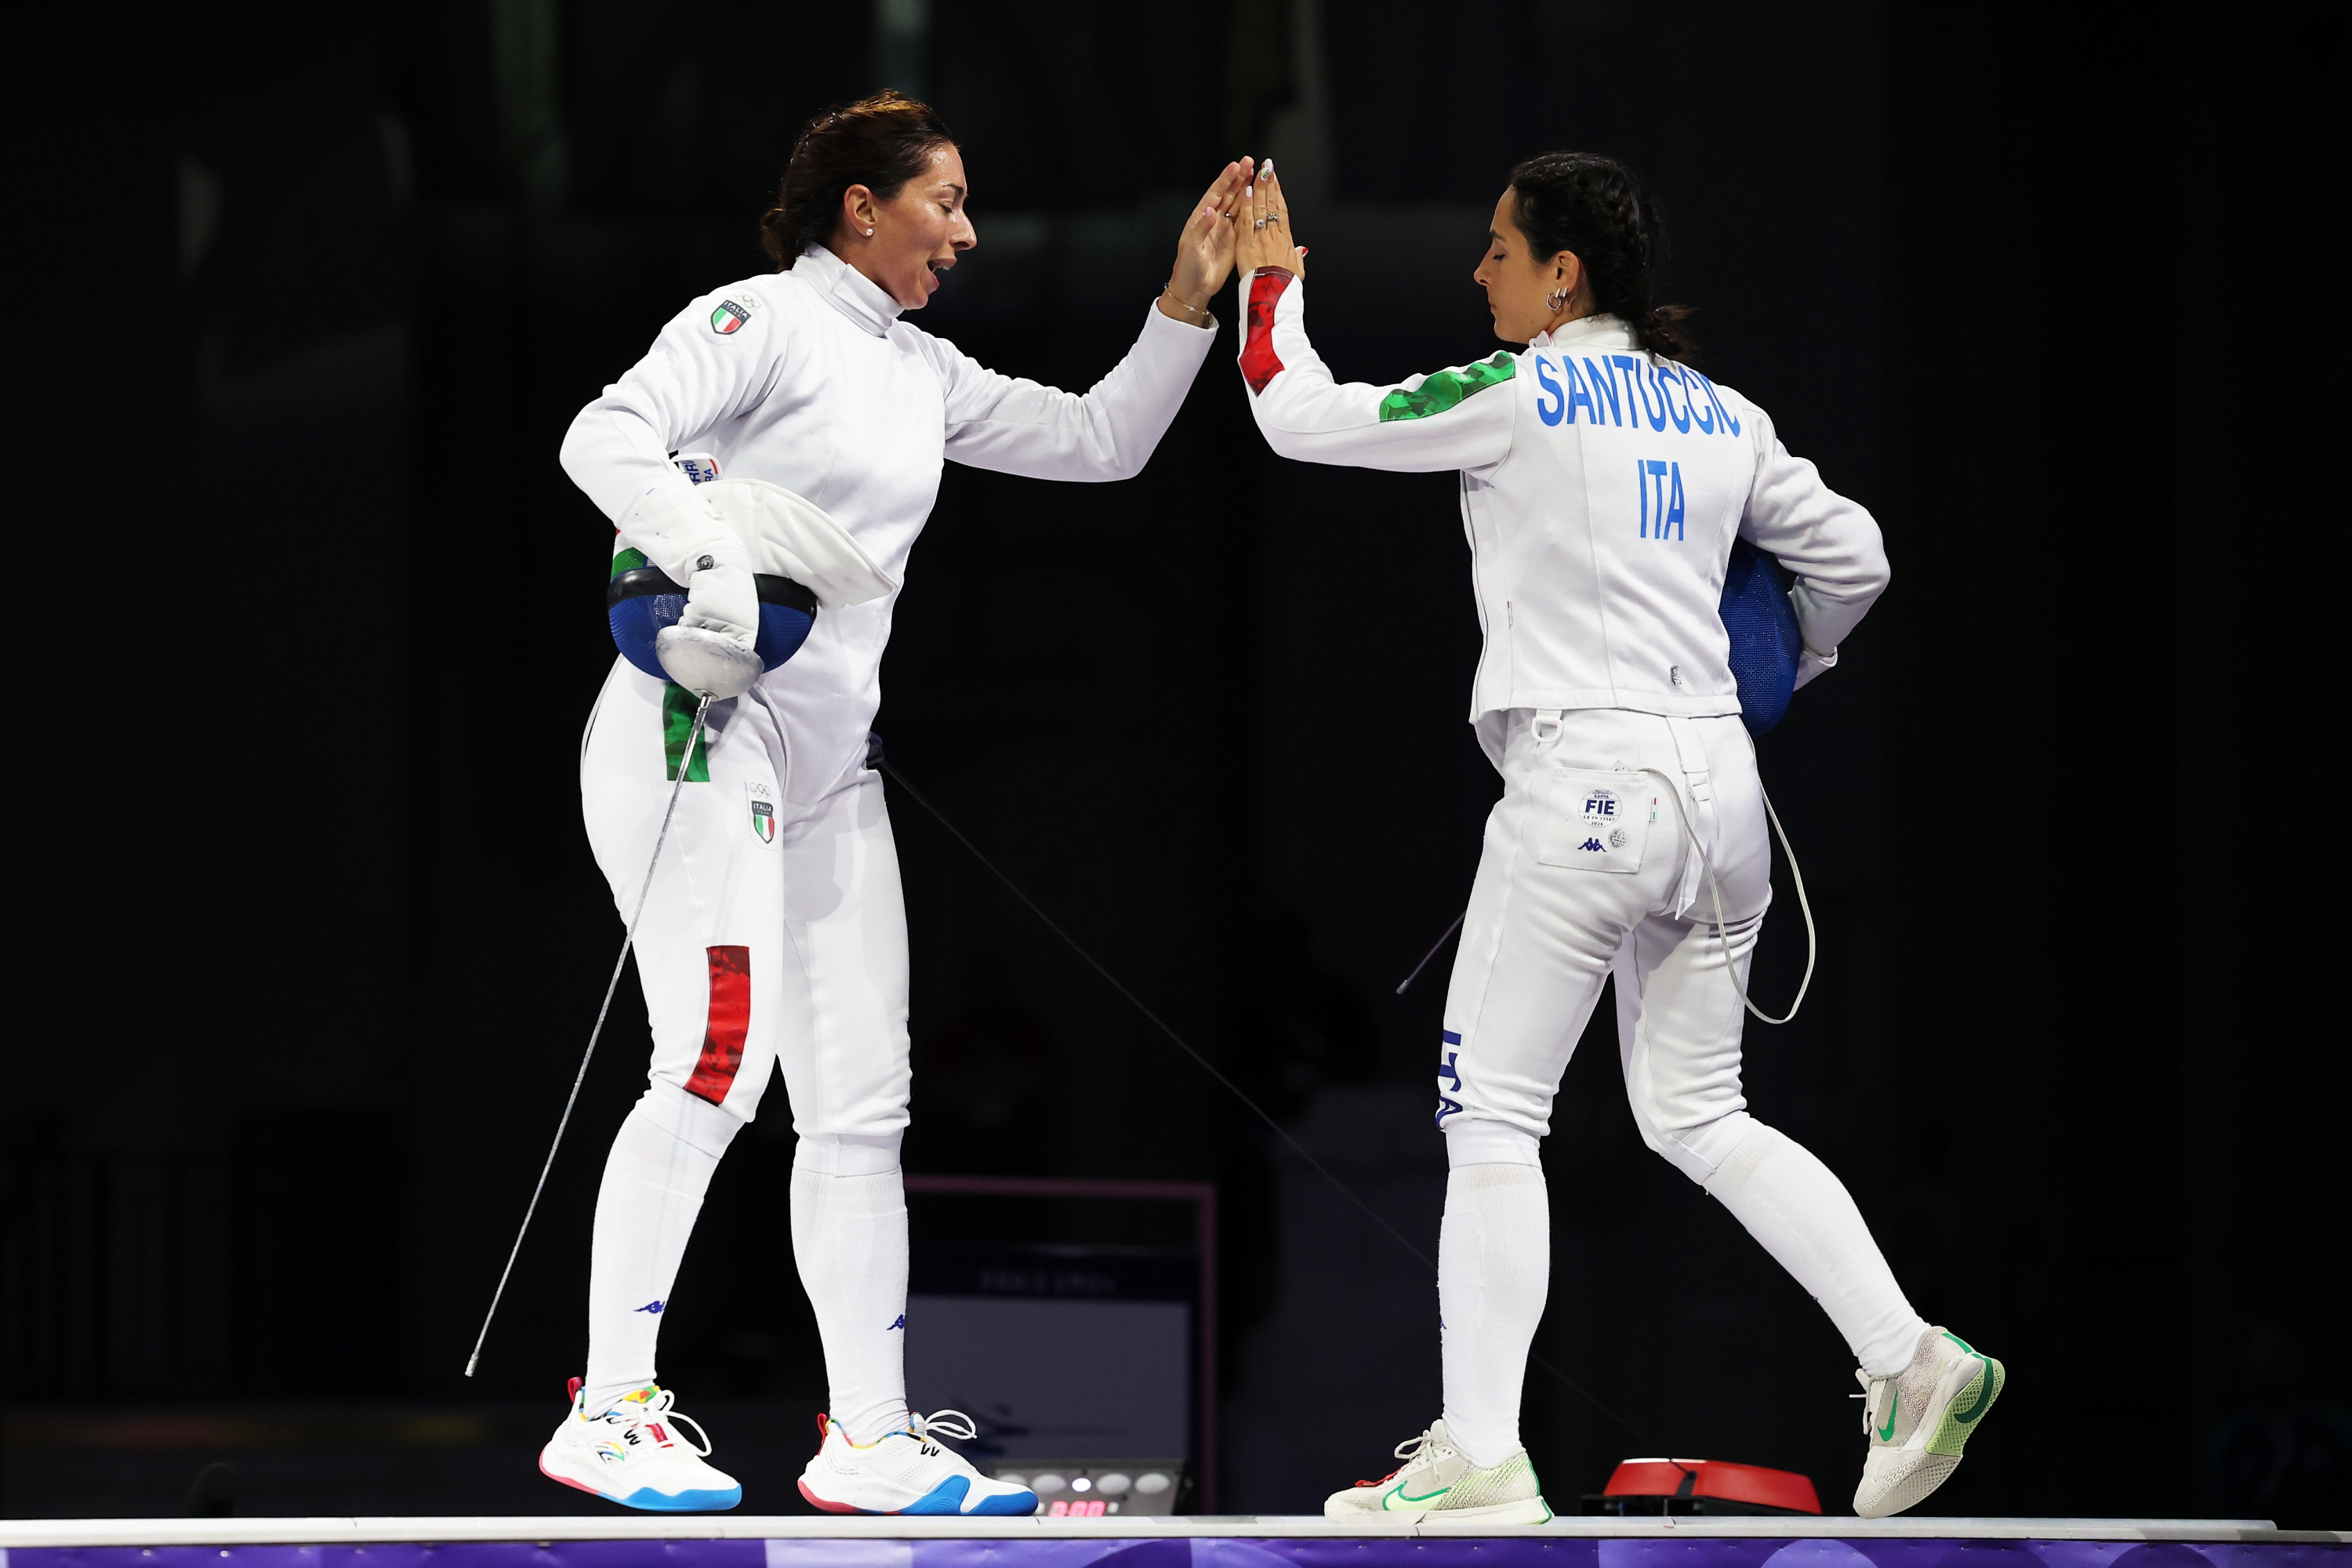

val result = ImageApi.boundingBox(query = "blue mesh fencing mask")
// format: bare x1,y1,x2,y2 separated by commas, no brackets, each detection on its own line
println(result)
1720,538,1802,735
605,550,816,684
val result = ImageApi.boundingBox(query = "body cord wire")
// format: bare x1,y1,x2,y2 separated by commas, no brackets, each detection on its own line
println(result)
463,695,713,1376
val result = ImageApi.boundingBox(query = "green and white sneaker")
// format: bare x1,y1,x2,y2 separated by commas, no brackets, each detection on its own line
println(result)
1323,1418,1552,1526
1853,1326,2005,1517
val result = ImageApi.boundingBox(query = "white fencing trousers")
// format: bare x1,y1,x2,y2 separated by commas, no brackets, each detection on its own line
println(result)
583,1082,739,1410
1436,709,1926,1462
576,659,914,1430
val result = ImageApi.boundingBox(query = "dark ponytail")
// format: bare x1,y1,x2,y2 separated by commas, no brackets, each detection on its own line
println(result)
758,90,957,269
1507,151,1694,362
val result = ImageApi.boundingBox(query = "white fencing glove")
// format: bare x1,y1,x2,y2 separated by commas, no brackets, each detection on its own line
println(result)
619,482,764,699
660,557,763,699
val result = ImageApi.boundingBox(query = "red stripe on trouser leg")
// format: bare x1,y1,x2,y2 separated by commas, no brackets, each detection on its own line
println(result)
1240,269,1293,394
684,946,750,1105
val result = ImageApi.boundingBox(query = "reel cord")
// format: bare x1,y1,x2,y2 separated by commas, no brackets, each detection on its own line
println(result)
877,755,1679,1463
1396,766,1815,1025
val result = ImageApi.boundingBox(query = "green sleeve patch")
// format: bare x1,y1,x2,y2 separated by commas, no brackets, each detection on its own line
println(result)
662,682,712,782
611,546,648,580
1377,353,1516,423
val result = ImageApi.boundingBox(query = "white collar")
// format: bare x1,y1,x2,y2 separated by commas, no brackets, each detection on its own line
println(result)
1530,313,1635,351
789,245,904,337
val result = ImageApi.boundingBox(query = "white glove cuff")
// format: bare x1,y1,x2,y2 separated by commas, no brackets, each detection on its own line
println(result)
619,480,748,584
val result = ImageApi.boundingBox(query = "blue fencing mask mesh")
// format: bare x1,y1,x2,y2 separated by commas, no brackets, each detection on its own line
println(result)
605,549,816,684
1719,538,1802,736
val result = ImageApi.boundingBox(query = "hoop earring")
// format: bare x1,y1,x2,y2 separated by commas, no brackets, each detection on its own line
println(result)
1546,286,1573,314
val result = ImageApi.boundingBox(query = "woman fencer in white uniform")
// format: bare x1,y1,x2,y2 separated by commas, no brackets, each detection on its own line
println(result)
1232,156,2004,1522
545,92,1250,1515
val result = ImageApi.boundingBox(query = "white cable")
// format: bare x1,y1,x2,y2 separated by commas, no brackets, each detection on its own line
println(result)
463,694,713,1377
1641,768,1815,1026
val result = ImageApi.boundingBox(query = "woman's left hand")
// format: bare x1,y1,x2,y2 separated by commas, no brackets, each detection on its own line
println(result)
1160,158,1254,323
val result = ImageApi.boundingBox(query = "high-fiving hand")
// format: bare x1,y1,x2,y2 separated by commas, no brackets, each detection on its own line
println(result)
1162,158,1258,324
1232,160,1304,282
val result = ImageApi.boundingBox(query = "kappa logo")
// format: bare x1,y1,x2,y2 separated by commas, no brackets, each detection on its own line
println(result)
1579,837,1606,852
633,1300,666,1315
710,299,750,335
886,1314,906,1330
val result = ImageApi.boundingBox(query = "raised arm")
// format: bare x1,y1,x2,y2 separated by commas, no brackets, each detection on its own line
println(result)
1240,270,1516,473
1726,391,1891,686
1232,164,1515,474
923,307,1217,481
924,161,1251,482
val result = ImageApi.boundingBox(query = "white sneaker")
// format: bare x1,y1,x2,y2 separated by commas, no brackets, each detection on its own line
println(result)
539,1378,742,1512
797,1409,1039,1516
1324,1418,1552,1525
1854,1326,2005,1517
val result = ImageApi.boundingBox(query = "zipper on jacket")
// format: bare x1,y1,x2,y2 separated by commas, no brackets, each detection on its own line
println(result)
1462,471,1497,702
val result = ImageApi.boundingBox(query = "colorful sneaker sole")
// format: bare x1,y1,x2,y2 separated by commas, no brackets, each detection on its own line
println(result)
539,1450,741,1512
797,1475,1037,1517
608,1483,743,1512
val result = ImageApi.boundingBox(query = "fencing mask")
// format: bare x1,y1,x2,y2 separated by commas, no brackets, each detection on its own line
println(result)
604,460,898,685
605,557,816,683
1719,537,1802,736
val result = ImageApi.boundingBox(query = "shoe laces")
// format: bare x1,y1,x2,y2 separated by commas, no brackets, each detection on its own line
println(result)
1853,1368,1894,1436
1361,1424,1453,1486
590,1385,715,1457
905,1409,978,1456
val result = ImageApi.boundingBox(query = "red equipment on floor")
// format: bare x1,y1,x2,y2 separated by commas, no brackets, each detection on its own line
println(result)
1588,1457,1823,1516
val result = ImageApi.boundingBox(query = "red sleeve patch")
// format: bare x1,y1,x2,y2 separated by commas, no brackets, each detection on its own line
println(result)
1240,270,1294,395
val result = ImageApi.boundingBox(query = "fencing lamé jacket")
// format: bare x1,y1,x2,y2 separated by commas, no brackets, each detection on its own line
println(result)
563,245,1215,803
1238,270,1889,723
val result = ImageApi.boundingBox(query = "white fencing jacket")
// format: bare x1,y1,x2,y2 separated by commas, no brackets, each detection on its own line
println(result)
1239,270,1889,723
563,245,1215,803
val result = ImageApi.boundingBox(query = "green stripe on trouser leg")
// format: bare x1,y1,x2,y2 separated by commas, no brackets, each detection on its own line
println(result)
662,684,711,782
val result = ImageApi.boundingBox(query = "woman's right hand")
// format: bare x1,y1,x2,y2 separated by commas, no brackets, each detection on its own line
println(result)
1233,159,1304,281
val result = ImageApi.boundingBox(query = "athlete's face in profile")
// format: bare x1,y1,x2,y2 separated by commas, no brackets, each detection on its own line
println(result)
846,144,977,310
1473,190,1581,345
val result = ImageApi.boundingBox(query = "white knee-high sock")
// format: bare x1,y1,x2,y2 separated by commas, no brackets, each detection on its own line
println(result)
1438,1125,1548,1469
791,1132,912,1444
1703,1121,1928,1377
583,1083,741,1411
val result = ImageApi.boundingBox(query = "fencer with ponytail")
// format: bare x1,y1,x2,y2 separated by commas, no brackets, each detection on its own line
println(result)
1508,151,1696,362
757,90,956,267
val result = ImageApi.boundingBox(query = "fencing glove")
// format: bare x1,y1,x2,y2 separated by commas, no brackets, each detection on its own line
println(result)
619,483,763,699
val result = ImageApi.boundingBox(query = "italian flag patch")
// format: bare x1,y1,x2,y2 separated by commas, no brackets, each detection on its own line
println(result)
710,299,750,335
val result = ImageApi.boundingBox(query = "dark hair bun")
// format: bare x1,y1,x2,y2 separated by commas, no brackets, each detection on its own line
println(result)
759,90,957,269
1508,151,1695,362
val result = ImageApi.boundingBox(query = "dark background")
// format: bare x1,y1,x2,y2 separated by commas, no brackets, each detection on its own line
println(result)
5,0,2346,1527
